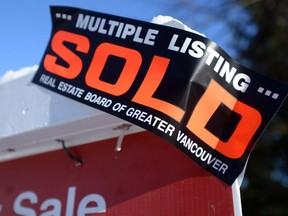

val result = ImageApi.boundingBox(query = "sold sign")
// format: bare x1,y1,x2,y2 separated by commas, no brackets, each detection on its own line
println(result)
33,6,288,185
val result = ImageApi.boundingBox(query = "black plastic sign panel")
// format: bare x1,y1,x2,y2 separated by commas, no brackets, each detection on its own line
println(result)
32,6,288,185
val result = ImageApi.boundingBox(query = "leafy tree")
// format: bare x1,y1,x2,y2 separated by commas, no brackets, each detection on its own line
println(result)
235,0,288,215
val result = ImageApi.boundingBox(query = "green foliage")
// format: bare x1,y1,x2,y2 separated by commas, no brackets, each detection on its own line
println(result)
235,0,288,215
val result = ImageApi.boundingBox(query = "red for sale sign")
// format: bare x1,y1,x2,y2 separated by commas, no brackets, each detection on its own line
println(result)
0,132,235,215
32,6,288,185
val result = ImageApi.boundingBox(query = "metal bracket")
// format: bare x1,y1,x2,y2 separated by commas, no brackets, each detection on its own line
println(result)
57,139,83,166
113,124,132,151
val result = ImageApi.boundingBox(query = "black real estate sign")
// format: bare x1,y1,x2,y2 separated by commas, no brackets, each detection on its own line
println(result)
32,6,288,185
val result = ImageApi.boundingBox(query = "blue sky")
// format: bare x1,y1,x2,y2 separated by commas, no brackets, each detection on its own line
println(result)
0,0,165,76
0,0,237,77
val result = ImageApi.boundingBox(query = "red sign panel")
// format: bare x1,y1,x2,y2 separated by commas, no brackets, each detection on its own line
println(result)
0,132,234,215
32,6,288,185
